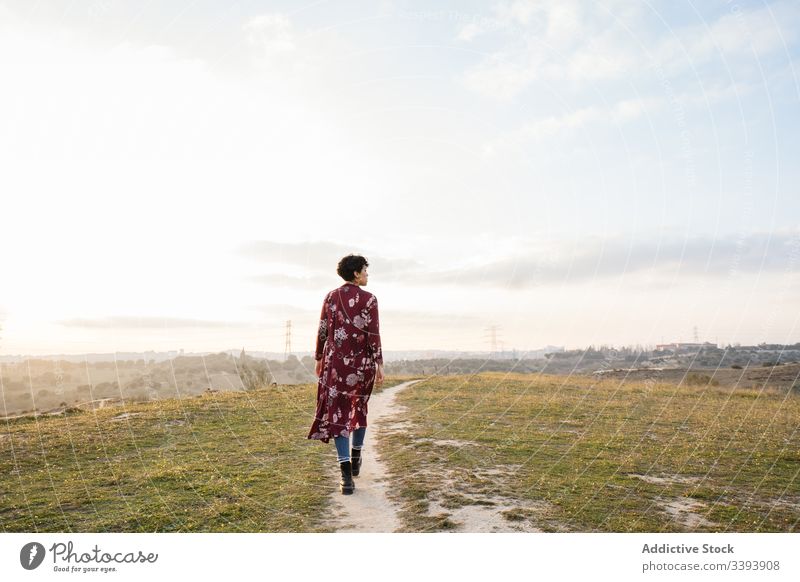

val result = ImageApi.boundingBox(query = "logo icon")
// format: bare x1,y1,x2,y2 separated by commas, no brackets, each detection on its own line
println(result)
20,542,46,570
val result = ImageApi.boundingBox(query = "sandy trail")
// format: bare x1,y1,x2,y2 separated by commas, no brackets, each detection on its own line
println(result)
324,379,423,532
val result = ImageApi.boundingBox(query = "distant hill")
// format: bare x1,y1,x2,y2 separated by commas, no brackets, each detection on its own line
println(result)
0,346,565,364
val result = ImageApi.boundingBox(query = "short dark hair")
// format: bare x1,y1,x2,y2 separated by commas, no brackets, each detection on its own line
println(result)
337,254,369,282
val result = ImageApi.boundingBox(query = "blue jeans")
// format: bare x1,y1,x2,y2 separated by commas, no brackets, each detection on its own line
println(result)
334,427,366,463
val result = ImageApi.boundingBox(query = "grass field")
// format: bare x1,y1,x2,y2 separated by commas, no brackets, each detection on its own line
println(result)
2,372,797,532
0,377,411,532
376,372,800,532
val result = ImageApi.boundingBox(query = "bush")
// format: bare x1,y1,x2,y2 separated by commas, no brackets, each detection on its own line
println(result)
731,364,742,369
685,372,719,387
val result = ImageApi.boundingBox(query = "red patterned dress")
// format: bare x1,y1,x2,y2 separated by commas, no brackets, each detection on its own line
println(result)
307,282,383,443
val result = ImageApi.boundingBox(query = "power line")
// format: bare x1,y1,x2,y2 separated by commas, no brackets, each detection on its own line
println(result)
483,325,502,355
284,320,292,360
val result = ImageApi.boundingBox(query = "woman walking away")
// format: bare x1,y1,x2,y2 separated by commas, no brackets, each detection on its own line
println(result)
307,254,384,494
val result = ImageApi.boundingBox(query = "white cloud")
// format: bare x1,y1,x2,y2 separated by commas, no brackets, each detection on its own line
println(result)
462,54,539,100
480,95,662,155
460,0,798,100
653,0,800,73
506,0,539,26
457,21,483,42
240,11,356,92
544,2,583,40
421,228,800,288
458,1,643,98
243,13,296,57
0,6,381,353
0,2,796,353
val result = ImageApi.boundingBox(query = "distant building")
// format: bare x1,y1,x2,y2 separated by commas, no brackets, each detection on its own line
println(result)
655,342,717,352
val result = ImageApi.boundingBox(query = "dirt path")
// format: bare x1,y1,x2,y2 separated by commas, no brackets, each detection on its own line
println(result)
323,379,424,532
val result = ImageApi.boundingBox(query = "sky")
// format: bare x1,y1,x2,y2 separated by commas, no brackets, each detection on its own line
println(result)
0,0,798,355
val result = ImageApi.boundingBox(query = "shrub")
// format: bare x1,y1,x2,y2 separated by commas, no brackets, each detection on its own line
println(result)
685,372,719,386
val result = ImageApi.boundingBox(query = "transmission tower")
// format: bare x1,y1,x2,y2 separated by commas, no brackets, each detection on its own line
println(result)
284,320,292,360
692,325,699,343
484,325,502,356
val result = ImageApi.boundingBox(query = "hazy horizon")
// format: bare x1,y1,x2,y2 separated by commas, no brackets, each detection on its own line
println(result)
4,339,792,360
1,0,798,355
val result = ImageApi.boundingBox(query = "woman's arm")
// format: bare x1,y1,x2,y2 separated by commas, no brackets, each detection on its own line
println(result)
366,295,383,366
315,297,328,361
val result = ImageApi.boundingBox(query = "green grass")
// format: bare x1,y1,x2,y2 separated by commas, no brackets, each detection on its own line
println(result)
376,372,800,532
6,372,794,533
0,376,412,532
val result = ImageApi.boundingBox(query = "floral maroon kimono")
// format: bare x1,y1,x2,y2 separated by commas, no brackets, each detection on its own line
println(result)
307,282,383,443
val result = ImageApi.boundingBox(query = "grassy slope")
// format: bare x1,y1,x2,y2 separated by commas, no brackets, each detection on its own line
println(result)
0,377,412,532
376,372,800,532
5,372,795,533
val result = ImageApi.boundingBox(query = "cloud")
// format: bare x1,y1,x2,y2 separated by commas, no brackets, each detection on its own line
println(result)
462,56,539,101
236,240,424,286
248,273,335,288
247,303,316,316
57,316,251,329
244,13,296,58
384,309,482,328
457,21,485,42
455,0,578,41
236,240,364,270
654,0,800,71
235,231,800,291
459,0,644,98
494,96,663,147
240,11,356,91
418,229,800,288
459,0,799,100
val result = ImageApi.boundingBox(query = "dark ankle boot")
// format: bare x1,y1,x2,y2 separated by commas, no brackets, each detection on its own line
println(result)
339,460,355,494
351,448,362,476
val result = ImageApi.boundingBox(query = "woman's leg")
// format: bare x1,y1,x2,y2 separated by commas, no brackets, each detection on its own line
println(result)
333,434,350,463
350,426,366,476
334,433,355,494
352,426,366,450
